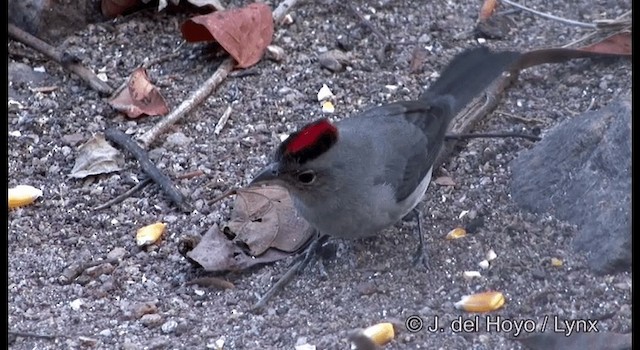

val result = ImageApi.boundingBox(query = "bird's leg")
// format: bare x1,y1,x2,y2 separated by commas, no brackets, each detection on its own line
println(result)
410,208,430,269
253,232,328,310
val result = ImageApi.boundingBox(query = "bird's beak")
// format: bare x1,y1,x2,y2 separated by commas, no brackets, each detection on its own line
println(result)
249,163,281,186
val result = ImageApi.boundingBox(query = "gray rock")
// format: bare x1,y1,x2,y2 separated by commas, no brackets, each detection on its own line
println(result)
510,96,631,274
8,62,48,85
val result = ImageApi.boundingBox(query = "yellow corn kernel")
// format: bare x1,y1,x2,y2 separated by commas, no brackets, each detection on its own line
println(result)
455,291,505,312
136,222,166,246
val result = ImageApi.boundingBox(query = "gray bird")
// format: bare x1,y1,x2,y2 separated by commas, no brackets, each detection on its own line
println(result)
251,47,520,265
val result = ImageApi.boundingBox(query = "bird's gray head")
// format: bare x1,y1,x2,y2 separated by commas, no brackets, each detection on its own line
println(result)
250,118,339,195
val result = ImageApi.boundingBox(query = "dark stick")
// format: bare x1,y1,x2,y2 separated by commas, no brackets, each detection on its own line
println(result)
104,128,193,213
445,132,541,141
8,24,114,95
93,178,153,210
345,3,391,63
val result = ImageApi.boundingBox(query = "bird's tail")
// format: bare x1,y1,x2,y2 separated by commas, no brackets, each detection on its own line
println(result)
420,47,521,119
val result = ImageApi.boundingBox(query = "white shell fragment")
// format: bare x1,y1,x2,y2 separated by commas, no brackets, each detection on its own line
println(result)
317,84,334,101
478,259,490,269
463,271,482,280
486,249,497,261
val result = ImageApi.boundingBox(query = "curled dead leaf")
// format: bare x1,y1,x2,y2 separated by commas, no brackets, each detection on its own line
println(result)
108,67,169,118
226,185,313,256
69,134,124,179
186,185,315,272
180,3,274,68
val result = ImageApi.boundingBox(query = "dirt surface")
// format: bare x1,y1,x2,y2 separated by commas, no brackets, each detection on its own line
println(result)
8,0,631,349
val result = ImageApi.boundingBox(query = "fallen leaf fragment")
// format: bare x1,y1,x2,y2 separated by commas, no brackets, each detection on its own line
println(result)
186,276,235,289
434,176,456,186
578,32,632,56
136,222,166,247
478,0,498,21
445,227,466,240
362,322,395,345
101,0,141,18
318,49,351,72
108,67,169,118
181,3,274,68
186,225,292,272
9,185,43,209
69,134,124,179
454,291,505,312
409,45,429,74
226,185,313,256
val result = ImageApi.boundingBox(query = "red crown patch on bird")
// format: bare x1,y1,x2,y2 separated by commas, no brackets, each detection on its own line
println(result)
276,118,338,164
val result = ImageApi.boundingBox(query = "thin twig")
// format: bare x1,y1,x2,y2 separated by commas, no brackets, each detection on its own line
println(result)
105,128,193,213
176,169,205,180
93,178,153,210
445,132,541,142
8,331,59,340
345,3,391,62
138,0,302,148
142,44,184,69
8,24,114,95
208,188,238,206
214,105,234,135
59,258,120,285
496,110,545,124
501,0,597,28
139,57,236,148
562,10,632,48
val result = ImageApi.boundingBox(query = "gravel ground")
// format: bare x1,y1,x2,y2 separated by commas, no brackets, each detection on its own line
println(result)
8,0,631,349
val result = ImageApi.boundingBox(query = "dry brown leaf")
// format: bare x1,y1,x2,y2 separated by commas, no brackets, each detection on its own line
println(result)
578,32,632,56
180,3,274,68
186,185,314,272
108,67,169,118
69,134,124,179
409,46,428,74
186,224,292,272
225,185,313,256
478,0,498,21
434,176,456,186
101,0,141,18
186,276,234,289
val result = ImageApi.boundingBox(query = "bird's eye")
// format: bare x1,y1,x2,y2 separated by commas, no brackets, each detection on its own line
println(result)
297,170,316,184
